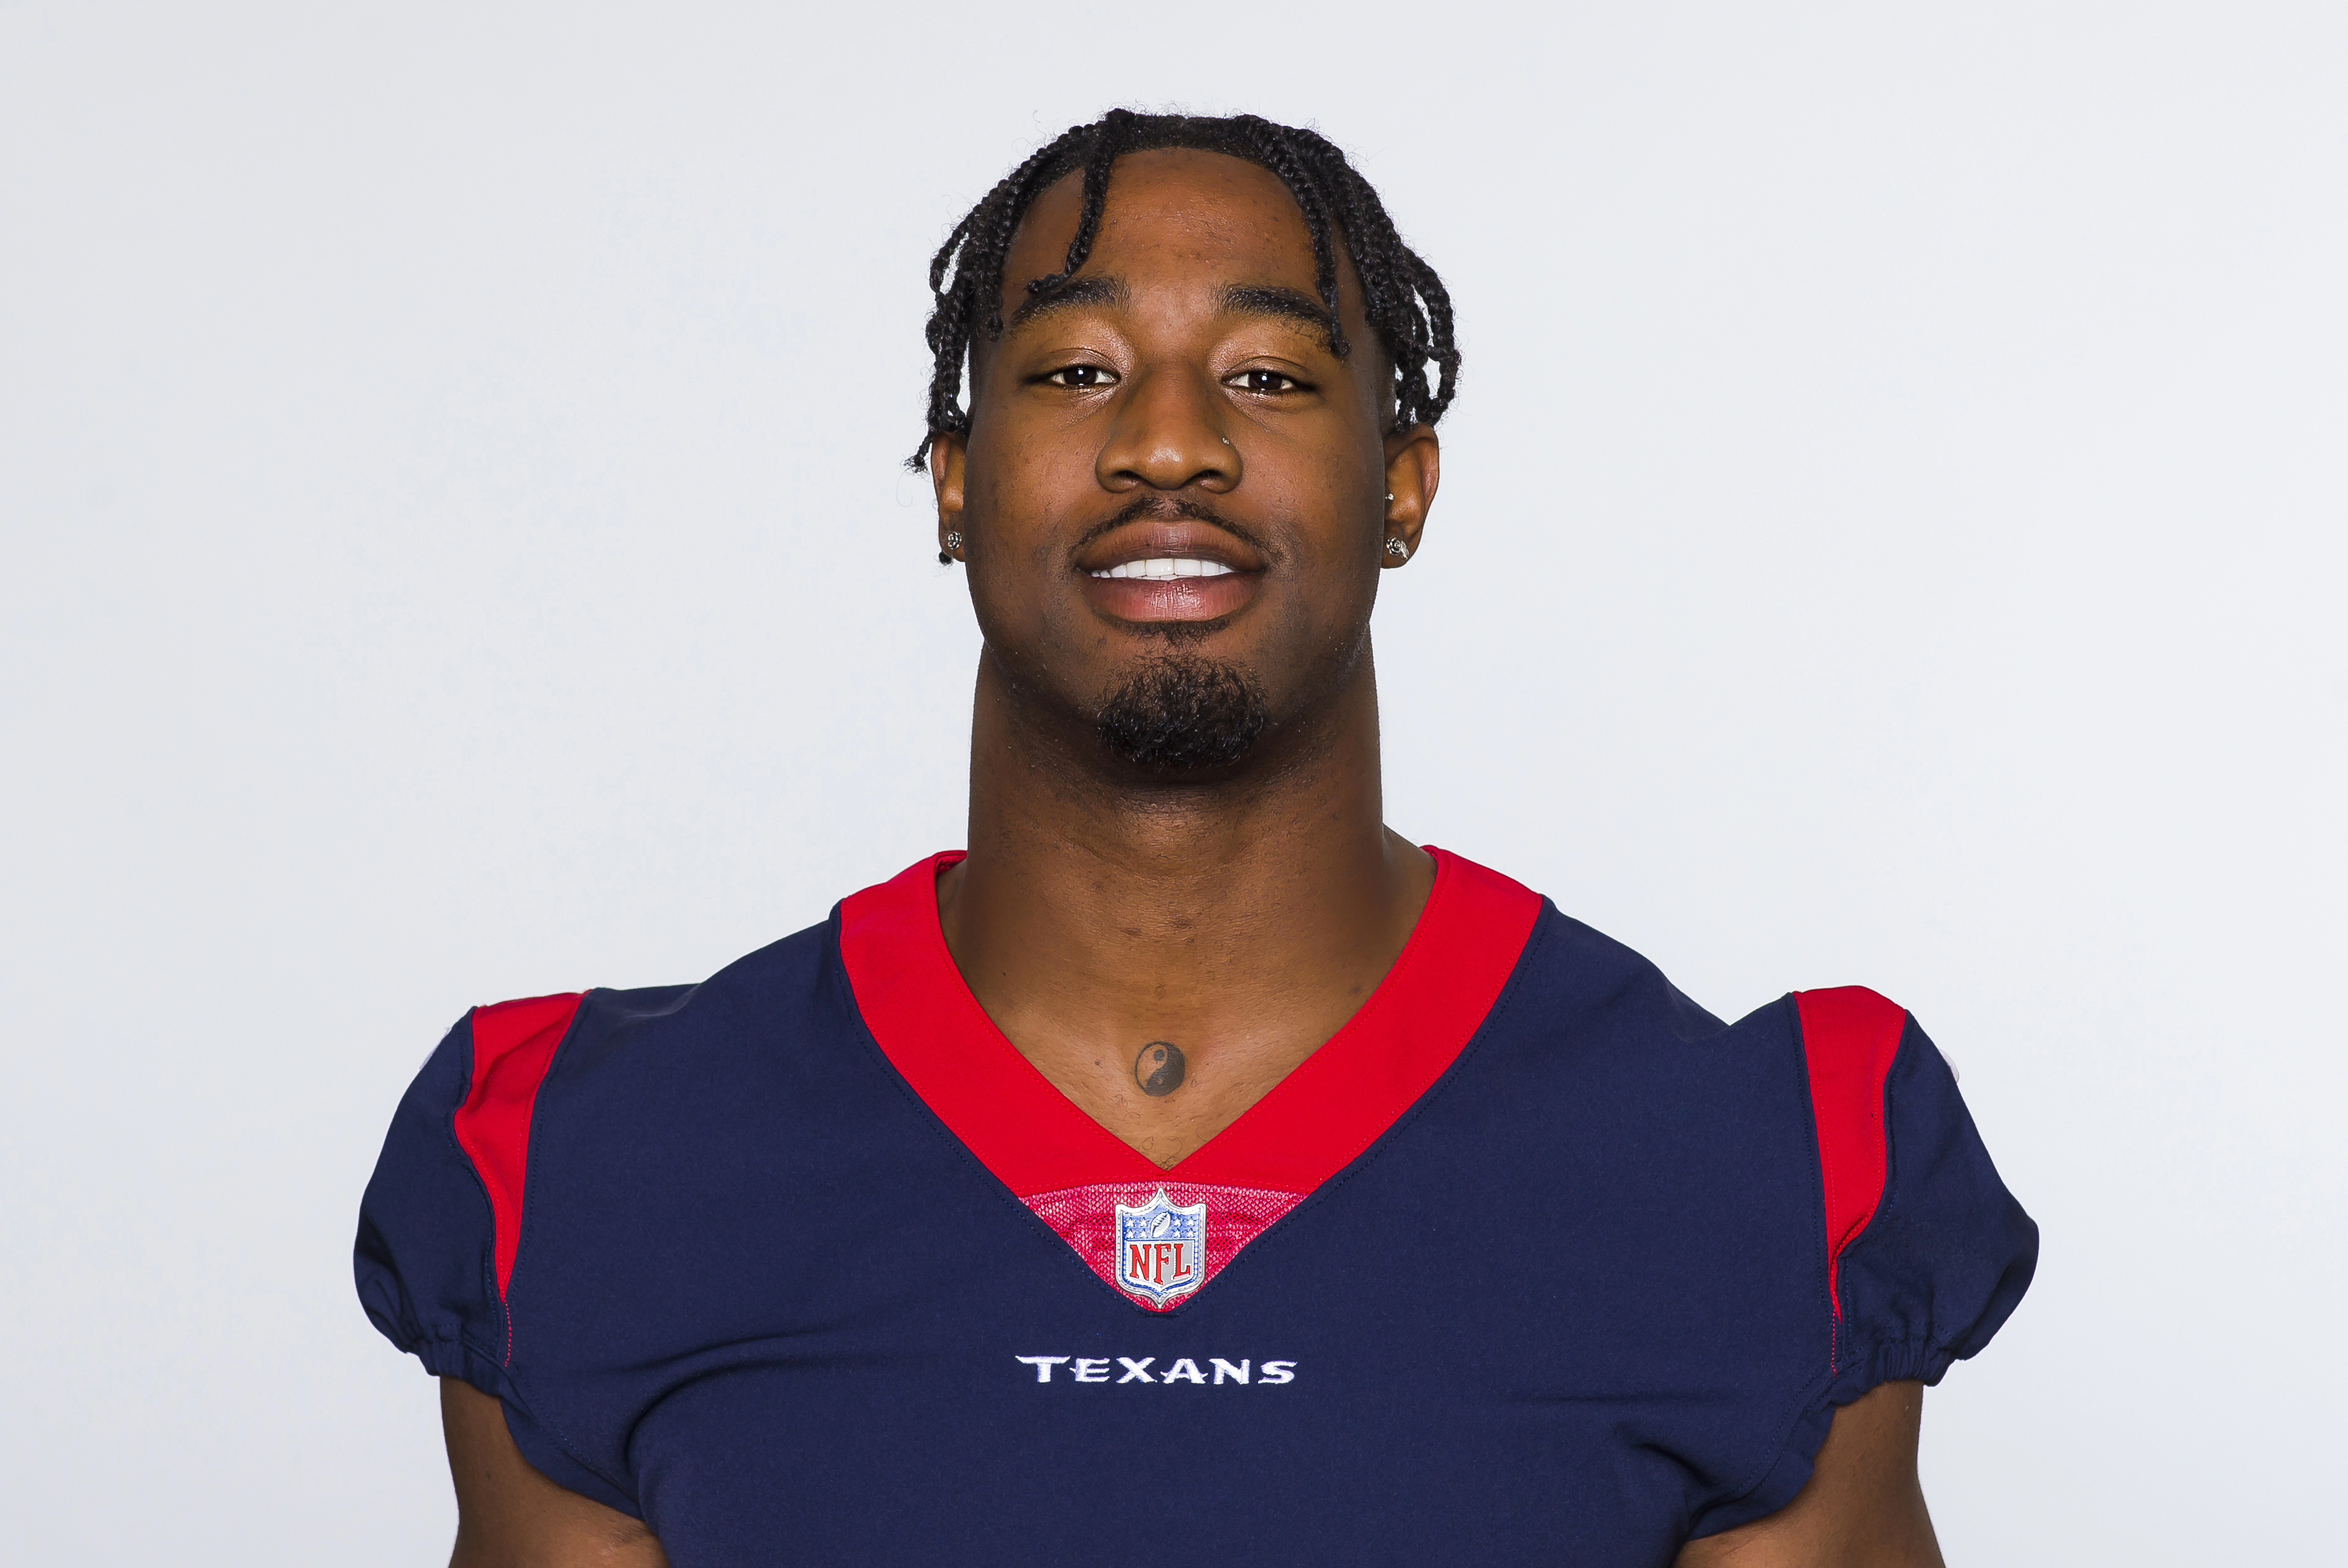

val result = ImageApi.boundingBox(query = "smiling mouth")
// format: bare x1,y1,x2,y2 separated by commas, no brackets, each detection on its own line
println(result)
1088,558,1238,581
1074,506,1266,624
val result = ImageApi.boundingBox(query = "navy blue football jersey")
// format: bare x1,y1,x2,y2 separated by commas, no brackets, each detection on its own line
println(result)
356,850,2036,1564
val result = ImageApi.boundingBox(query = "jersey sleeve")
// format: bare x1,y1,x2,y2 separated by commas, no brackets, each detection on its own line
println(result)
1829,1009,2038,1390
1691,989,2038,1539
353,1011,515,1399
356,993,649,1517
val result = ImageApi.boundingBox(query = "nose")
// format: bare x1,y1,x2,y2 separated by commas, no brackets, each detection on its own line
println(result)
1095,368,1239,493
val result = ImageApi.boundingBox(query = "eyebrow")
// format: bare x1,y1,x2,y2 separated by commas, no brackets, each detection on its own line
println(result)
1006,275,1128,330
1217,283,1337,341
1003,275,1337,341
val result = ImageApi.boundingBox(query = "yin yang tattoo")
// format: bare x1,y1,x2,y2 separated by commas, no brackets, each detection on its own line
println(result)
1134,1041,1186,1096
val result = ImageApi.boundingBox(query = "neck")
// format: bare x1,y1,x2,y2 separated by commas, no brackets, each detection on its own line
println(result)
937,642,1434,1168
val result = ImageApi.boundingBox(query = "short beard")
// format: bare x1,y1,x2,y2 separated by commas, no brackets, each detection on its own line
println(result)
1094,654,1270,773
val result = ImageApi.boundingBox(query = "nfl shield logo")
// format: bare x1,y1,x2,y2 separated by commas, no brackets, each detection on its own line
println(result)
1114,1189,1207,1306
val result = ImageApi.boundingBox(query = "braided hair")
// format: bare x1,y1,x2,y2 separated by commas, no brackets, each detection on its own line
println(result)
909,110,1460,471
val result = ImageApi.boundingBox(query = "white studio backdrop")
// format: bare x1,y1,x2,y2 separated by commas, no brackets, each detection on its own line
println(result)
2,3,2341,1562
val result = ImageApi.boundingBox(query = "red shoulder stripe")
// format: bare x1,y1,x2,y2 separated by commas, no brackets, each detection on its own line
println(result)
451,992,585,1314
1793,986,1909,1339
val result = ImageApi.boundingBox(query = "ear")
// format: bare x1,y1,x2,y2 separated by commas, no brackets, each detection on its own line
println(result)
1380,424,1439,568
930,434,968,560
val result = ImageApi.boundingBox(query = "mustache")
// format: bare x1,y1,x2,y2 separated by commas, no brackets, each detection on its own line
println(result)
1071,495,1277,561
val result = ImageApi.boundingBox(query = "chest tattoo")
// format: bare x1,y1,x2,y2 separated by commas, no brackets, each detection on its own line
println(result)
1134,1041,1186,1096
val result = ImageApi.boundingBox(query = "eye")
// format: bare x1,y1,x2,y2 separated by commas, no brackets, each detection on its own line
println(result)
1233,368,1303,394
1042,364,1117,389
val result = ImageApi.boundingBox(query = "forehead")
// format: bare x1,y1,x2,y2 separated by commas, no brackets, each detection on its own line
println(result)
1003,148,1322,305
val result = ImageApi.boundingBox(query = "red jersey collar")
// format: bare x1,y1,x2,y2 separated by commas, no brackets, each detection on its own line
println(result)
836,847,1543,1201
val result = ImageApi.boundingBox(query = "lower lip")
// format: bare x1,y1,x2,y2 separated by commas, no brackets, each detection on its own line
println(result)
1080,572,1259,623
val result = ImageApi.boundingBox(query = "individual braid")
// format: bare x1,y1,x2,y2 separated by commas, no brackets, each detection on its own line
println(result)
1020,108,1135,299
1309,141,1458,428
1228,116,1350,361
913,123,1095,455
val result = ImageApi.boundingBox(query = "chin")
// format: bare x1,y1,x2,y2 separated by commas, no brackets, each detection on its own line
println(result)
1094,652,1270,772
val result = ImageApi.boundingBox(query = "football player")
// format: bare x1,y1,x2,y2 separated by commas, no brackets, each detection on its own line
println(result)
361,111,2035,1567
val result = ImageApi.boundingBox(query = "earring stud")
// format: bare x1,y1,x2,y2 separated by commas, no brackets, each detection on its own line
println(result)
1385,537,1410,559
940,530,963,565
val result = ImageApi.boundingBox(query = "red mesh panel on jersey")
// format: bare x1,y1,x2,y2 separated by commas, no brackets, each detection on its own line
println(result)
1022,1182,1307,1312
451,992,584,1321
1793,986,1909,1351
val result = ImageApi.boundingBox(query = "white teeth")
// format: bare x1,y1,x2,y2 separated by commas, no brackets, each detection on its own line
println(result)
1088,558,1236,581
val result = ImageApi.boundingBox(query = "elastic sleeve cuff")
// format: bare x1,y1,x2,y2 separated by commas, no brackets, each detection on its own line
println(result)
411,1332,517,1399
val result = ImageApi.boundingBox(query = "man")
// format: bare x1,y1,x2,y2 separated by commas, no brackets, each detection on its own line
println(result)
360,111,2035,1566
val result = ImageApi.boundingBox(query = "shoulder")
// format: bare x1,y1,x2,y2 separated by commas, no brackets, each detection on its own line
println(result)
451,913,859,1205
1468,867,2037,1352
1517,901,1739,1043
472,915,845,1106
1510,905,2034,1542
1426,849,1735,1057
353,915,844,1342
1491,880,1932,1125
1498,896,2031,1321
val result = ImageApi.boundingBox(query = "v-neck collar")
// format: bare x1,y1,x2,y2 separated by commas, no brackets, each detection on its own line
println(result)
836,847,1542,1309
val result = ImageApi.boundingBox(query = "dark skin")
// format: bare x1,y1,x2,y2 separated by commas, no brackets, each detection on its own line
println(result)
441,1379,668,1568
440,149,1944,1566
933,148,1438,1171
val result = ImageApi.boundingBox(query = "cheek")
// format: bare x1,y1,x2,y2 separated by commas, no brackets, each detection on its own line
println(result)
968,426,1102,544
960,449,1096,667
1289,465,1389,641
1253,442,1386,563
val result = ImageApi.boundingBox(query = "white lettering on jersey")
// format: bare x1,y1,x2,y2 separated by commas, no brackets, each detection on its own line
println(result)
1016,1354,1293,1385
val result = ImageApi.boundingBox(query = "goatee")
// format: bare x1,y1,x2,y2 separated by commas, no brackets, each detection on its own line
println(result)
1095,655,1270,772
